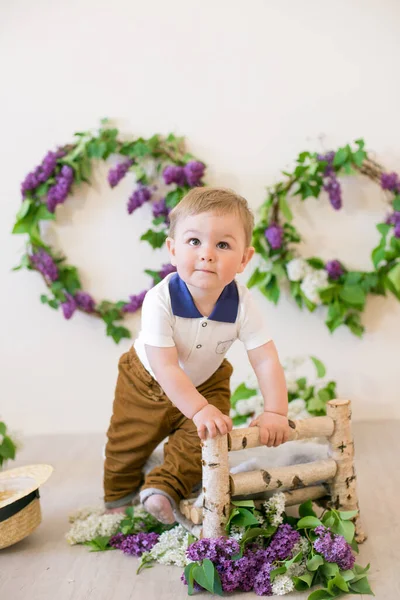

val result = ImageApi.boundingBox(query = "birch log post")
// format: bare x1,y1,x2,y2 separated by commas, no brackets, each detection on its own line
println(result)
201,434,230,538
327,399,366,543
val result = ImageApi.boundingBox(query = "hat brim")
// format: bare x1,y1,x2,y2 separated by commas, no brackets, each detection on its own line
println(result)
0,464,53,510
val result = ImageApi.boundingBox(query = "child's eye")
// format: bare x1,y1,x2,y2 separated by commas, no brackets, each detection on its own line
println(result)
217,241,230,249
188,238,201,246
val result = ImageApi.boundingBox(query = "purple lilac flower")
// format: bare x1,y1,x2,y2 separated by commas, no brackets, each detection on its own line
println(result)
395,222,400,238
158,263,177,280
264,223,283,250
325,259,344,280
47,165,74,213
184,161,205,187
162,165,186,187
107,159,134,188
21,150,65,196
253,562,273,596
74,291,96,313
152,197,170,222
110,532,159,556
29,249,59,282
318,151,342,210
313,526,355,571
122,290,148,313
127,185,152,214
265,523,300,562
186,536,240,563
381,172,400,192
61,293,77,320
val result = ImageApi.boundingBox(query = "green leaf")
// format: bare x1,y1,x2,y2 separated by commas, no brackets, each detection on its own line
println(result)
240,526,276,545
352,149,366,167
339,284,366,307
299,499,317,518
260,276,280,304
230,383,257,406
16,199,32,220
229,507,260,527
336,519,355,544
349,576,374,594
165,189,184,209
333,147,349,167
307,589,339,600
140,229,167,249
36,204,56,221
270,566,287,582
387,263,400,295
278,193,293,222
296,516,323,529
247,267,272,289
307,258,325,269
0,422,6,436
231,499,255,508
331,573,349,592
310,356,326,378
184,563,195,595
0,436,17,460
338,509,358,520
293,572,315,591
321,562,339,577
393,195,400,211
307,554,325,571
84,535,113,552
376,223,390,237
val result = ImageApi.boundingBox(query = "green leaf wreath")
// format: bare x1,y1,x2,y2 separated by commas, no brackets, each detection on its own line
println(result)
12,121,207,343
249,139,400,336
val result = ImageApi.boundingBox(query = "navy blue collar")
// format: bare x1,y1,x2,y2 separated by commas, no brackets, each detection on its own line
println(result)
168,273,239,323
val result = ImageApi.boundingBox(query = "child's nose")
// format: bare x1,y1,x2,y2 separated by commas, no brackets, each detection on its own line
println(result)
200,245,215,262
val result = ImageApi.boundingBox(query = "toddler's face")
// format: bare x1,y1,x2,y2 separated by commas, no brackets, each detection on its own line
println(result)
166,211,254,292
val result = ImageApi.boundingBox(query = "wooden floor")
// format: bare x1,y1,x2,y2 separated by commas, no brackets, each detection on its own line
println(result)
0,422,399,600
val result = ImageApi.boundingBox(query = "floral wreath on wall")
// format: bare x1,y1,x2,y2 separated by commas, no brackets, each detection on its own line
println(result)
249,140,400,336
12,121,206,342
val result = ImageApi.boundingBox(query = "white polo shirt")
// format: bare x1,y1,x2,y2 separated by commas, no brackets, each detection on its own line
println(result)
134,272,271,387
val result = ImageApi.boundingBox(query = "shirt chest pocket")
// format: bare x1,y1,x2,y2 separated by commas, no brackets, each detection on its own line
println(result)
215,339,235,354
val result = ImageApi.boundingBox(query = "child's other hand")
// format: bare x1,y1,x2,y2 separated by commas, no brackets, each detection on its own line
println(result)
193,404,233,440
249,411,289,447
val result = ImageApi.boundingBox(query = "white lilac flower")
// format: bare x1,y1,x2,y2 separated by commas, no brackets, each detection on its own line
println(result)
149,524,193,567
286,258,312,282
229,525,246,541
300,269,329,305
235,395,264,416
272,574,295,595
285,376,298,394
68,505,103,523
287,398,310,420
263,492,286,527
286,537,310,577
66,512,124,545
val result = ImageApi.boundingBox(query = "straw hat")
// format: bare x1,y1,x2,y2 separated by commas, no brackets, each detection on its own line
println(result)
0,464,53,550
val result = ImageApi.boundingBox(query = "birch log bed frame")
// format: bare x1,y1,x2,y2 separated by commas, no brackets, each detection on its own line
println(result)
179,399,366,543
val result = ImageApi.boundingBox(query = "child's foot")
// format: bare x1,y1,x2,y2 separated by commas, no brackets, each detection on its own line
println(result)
144,494,175,524
104,505,130,514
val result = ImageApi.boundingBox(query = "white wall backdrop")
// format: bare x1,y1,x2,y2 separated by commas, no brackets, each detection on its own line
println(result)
1,0,399,435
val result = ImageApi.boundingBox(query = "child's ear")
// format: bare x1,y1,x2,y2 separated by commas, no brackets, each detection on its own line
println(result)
237,246,255,273
166,237,177,266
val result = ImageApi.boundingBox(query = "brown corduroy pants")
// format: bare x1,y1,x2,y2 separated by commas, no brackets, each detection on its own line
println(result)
103,346,233,507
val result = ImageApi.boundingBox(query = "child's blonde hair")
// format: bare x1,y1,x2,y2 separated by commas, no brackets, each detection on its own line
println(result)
168,187,254,247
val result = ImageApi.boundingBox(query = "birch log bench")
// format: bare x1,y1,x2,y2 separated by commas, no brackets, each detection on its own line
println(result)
179,399,366,543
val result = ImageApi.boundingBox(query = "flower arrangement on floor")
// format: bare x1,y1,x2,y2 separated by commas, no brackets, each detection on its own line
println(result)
12,121,206,342
67,495,372,599
249,139,400,336
230,356,337,427
0,421,18,469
